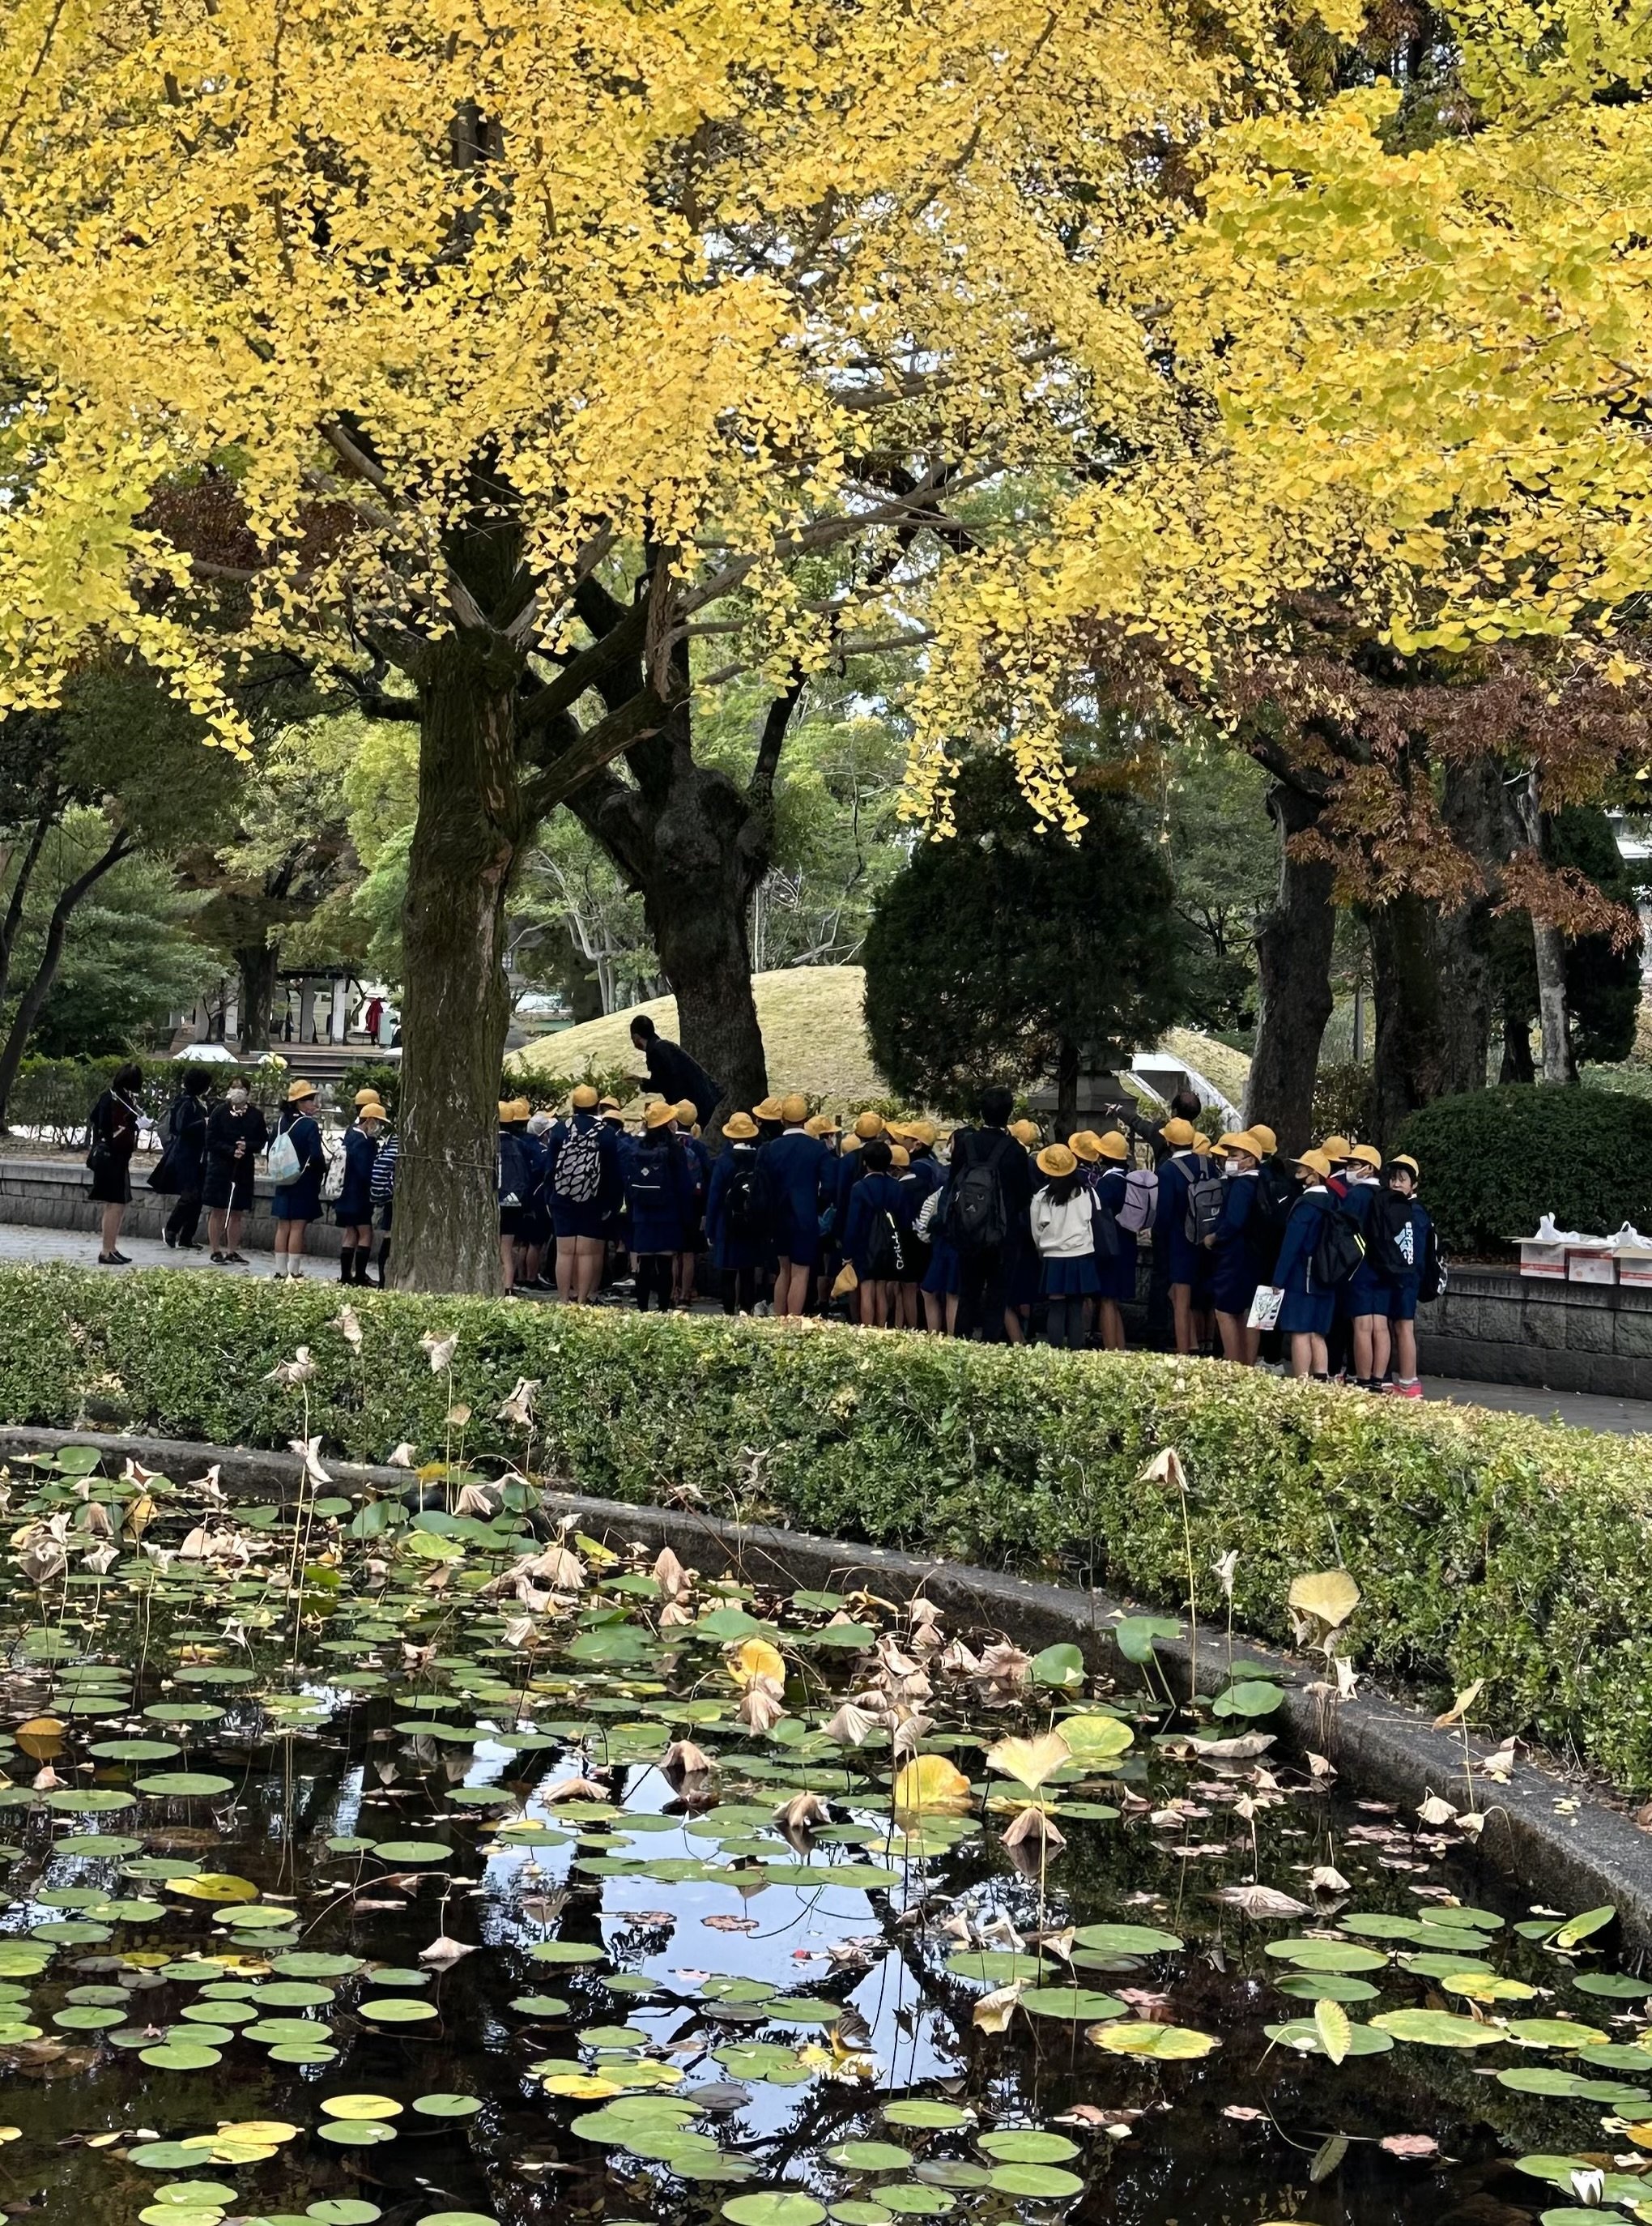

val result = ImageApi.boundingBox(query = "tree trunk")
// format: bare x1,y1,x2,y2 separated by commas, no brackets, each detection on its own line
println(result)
1245,780,1336,1154
569,706,769,1123
235,943,279,1058
1368,894,1455,1145
1517,772,1577,1085
1055,1034,1079,1139
0,826,133,1128
392,632,528,1294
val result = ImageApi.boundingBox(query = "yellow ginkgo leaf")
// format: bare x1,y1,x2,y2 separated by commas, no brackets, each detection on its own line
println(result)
983,1729,1071,1793
1288,1570,1360,1631
726,1636,786,1690
892,1754,973,1814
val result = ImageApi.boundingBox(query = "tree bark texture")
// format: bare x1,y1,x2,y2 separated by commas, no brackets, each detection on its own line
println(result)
235,942,279,1057
393,630,528,1294
1055,1034,1079,1141
1517,772,1578,1085
1244,780,1335,1155
568,696,771,1123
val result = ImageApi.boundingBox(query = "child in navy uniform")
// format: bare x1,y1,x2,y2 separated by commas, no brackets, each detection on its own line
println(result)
1272,1148,1339,1380
1380,1154,1434,1399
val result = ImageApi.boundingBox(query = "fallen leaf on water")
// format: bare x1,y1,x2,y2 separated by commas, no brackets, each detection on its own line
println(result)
1221,2106,1267,2122
1379,2134,1441,2160
1211,1884,1309,1918
704,1914,760,1934
419,1936,476,1964
972,1981,1024,2033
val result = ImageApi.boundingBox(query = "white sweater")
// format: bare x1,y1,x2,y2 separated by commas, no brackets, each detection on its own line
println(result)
1032,1189,1095,1260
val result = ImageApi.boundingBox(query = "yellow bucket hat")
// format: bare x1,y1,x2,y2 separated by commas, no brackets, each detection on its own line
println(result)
1295,1148,1332,1179
853,1111,884,1140
1009,1119,1041,1146
780,1092,809,1124
645,1101,678,1130
1036,1142,1077,1179
722,1111,758,1140
1067,1131,1101,1163
1249,1124,1277,1156
571,1083,599,1110
1161,1118,1195,1148
1096,1130,1129,1162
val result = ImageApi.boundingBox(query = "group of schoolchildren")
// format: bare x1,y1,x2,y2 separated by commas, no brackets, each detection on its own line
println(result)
509,1076,1437,1393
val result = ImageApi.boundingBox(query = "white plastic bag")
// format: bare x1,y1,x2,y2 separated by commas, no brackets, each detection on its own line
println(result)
1246,1285,1284,1331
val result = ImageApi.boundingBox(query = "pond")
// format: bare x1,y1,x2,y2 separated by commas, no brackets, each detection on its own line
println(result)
0,1444,1648,2226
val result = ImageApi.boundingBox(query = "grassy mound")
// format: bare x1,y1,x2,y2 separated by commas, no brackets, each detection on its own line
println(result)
7,1265,1652,1793
510,964,890,1108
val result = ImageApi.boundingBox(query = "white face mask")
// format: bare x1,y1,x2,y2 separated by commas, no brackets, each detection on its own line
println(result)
228,1090,249,1108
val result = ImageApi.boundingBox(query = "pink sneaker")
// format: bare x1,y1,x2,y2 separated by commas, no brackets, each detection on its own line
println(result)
1395,1379,1423,1400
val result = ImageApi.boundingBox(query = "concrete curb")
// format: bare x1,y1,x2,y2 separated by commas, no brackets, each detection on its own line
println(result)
8,1423,1652,1943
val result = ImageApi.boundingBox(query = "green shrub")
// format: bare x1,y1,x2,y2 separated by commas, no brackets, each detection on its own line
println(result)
8,1056,287,1145
1397,1085,1652,1253
6,1266,1652,1792
334,1060,404,1120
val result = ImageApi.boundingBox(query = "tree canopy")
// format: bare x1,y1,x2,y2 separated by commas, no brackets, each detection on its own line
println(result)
862,759,1184,1123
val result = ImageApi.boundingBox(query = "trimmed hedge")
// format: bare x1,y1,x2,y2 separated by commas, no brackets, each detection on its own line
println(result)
5,1264,1652,1791
1398,1084,1652,1255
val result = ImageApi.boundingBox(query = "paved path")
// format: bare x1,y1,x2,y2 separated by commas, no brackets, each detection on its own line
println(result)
3,1222,1650,1433
1425,1375,1652,1435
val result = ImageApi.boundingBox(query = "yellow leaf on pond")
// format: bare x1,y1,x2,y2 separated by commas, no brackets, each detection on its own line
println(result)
726,1637,785,1690
1314,1998,1351,2065
170,1874,260,1904
892,1754,973,1814
1288,1570,1360,1629
984,1730,1071,1792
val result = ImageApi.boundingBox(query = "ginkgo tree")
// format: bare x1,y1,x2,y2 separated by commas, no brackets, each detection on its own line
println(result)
0,0,1294,1290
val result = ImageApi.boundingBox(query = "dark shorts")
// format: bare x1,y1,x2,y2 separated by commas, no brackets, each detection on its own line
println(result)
87,1164,132,1206
1279,1289,1335,1337
1388,1276,1420,1322
500,1207,525,1239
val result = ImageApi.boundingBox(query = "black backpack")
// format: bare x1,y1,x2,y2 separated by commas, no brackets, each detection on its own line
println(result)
946,1131,1011,1256
865,1206,906,1280
1311,1203,1366,1290
722,1151,762,1241
1367,1190,1417,1279
1418,1221,1446,1303
1254,1160,1296,1235
628,1143,670,1211
497,1132,531,1210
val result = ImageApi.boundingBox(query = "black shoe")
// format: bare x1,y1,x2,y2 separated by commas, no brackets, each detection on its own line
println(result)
163,1231,177,1249
98,1252,131,1267
210,1251,226,1264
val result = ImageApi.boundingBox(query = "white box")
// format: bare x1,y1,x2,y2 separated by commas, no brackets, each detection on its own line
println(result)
1616,1250,1652,1288
1519,1241,1567,1279
1567,1250,1617,1286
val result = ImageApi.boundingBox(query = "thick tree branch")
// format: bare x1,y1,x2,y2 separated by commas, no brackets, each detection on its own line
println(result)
517,595,649,735
0,791,59,1007
522,690,672,819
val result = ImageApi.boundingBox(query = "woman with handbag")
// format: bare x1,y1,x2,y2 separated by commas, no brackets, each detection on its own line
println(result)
155,1067,212,1251
270,1081,326,1277
87,1062,144,1264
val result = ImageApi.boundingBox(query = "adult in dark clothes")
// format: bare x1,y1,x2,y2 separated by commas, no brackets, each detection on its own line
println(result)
629,1013,720,1126
204,1081,268,1264
271,1081,327,1278
87,1061,144,1265
944,1085,1033,1343
760,1093,830,1318
334,1098,385,1284
624,1102,698,1311
160,1066,212,1252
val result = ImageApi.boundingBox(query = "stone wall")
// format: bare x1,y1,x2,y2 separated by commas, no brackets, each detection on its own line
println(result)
1420,1264,1652,1398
